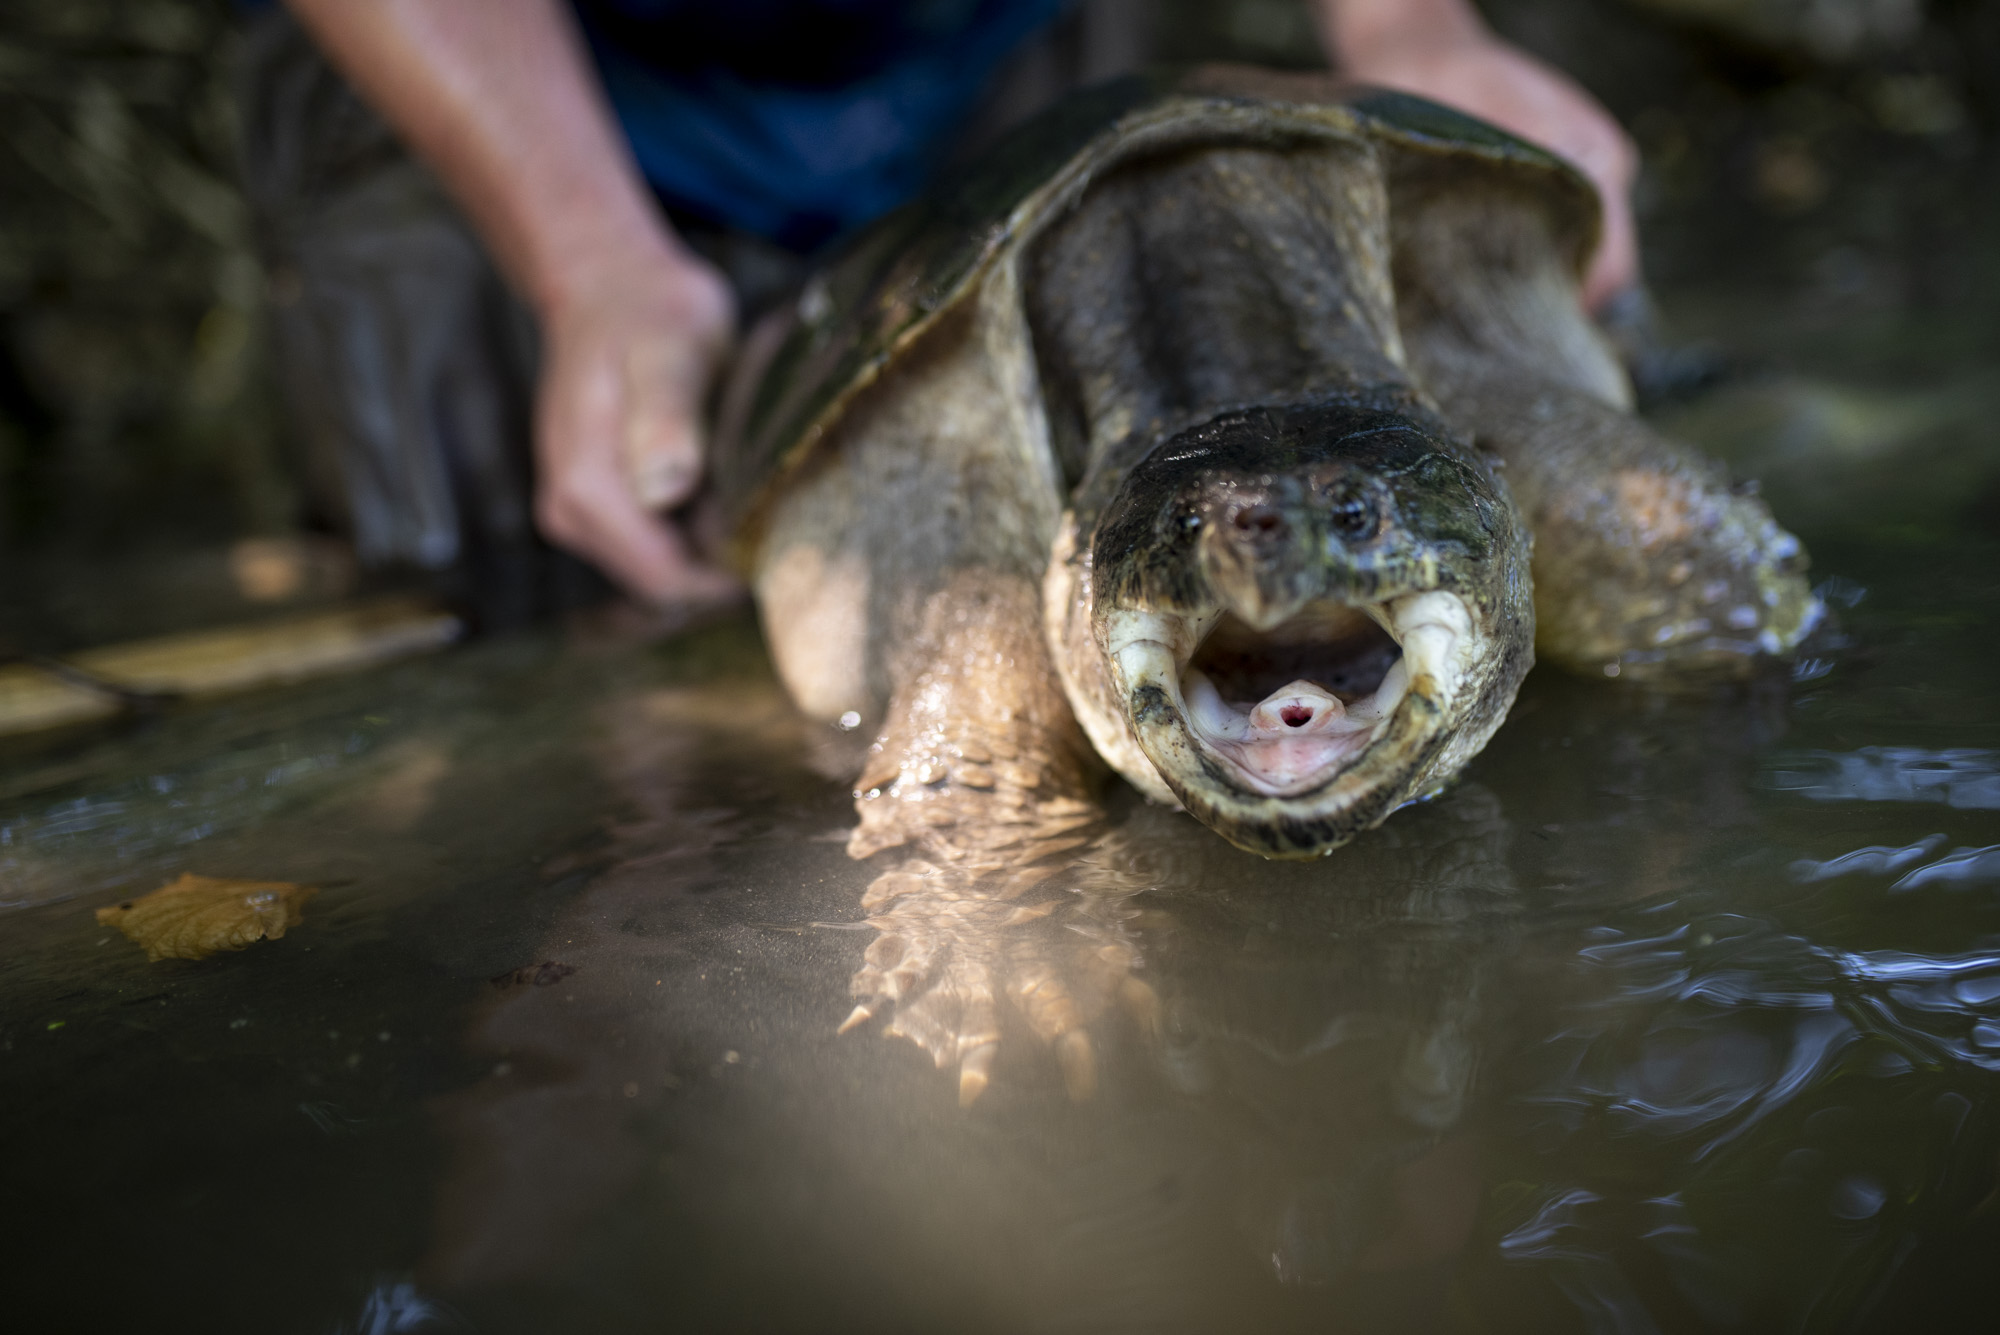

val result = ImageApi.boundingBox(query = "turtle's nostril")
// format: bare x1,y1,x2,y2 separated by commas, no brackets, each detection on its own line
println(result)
1280,704,1314,728
1232,504,1286,538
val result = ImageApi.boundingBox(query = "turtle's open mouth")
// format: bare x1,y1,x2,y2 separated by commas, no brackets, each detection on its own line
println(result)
1105,591,1474,799
1183,602,1406,796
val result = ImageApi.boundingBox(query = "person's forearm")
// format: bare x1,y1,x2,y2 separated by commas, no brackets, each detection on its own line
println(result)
1314,0,1489,64
286,0,694,317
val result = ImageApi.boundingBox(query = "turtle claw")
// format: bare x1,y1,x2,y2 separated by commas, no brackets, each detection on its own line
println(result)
1056,1030,1097,1101
958,1042,998,1107
1120,976,1163,1043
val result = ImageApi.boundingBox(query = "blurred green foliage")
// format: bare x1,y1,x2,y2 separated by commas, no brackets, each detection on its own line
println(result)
0,0,291,552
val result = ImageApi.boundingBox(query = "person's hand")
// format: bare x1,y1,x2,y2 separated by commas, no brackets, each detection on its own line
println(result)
1328,16,1640,308
533,247,744,606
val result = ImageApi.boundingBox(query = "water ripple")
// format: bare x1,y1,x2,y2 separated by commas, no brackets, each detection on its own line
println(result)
1766,747,2000,809
1891,845,2000,891
1790,834,1945,883
0,728,376,906
1499,895,2000,1334
1527,920,2000,1173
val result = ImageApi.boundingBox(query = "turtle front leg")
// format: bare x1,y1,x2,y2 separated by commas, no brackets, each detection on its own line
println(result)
1386,171,1817,677
1425,373,1818,677
832,572,1158,1102
848,572,1099,864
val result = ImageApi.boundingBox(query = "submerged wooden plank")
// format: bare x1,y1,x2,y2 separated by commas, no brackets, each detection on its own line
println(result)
0,596,463,737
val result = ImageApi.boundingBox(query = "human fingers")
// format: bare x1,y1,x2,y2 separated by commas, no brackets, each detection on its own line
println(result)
534,336,740,605
536,439,741,604
622,338,713,511
1581,163,1640,310
621,272,735,511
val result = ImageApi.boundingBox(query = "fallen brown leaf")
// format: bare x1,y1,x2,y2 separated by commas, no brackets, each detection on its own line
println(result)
95,873,317,962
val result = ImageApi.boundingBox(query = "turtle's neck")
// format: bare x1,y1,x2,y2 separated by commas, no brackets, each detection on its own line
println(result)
1023,134,1412,486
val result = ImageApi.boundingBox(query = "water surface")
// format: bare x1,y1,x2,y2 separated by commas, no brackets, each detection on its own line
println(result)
4,346,1999,1333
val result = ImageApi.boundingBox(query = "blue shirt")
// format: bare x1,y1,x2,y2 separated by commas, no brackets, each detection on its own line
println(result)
573,0,1067,250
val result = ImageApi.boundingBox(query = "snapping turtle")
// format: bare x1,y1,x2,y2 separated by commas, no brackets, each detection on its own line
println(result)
715,68,1815,867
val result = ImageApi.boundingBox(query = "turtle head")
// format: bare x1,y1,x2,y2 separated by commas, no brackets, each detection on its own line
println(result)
1081,395,1534,858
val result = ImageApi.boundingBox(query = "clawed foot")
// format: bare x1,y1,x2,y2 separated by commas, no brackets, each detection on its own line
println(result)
839,841,1159,1106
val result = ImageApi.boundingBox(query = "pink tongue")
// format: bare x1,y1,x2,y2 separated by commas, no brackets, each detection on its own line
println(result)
1248,680,1344,734
1181,674,1376,795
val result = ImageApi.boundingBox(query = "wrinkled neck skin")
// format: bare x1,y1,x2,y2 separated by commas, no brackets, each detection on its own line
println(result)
1029,135,1532,858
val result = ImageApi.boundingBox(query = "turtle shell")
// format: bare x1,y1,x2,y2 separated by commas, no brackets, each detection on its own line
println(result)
711,65,1602,556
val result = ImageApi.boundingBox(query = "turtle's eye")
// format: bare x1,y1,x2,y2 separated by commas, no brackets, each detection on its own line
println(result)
1325,482,1379,543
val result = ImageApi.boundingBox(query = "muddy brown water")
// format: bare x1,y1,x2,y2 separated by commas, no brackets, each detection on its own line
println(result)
3,363,1999,1332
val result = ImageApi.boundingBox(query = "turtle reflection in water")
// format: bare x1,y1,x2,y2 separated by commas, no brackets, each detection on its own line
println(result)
713,68,1816,1095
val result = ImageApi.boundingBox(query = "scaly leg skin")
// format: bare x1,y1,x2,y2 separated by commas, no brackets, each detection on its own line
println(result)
847,574,1100,867
1429,375,1818,677
838,573,1160,1104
